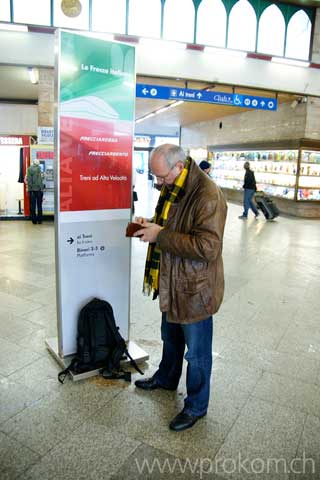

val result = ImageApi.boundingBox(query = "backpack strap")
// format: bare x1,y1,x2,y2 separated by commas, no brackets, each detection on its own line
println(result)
89,312,97,365
58,358,78,384
101,368,131,382
99,304,144,376
58,368,69,384
124,348,144,375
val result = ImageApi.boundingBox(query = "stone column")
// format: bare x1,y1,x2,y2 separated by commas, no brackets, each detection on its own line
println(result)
38,68,54,127
305,96,320,140
311,8,320,63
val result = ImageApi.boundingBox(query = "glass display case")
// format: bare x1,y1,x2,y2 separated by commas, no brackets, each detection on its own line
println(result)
298,150,320,201
208,142,320,202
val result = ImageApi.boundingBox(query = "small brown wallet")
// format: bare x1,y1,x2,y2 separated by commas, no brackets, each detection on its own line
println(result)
126,222,144,237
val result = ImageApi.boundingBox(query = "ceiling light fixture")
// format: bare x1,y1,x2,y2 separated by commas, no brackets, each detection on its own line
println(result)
155,106,170,115
167,100,184,108
136,112,156,123
271,57,310,68
142,113,156,120
28,67,39,84
155,101,184,114
136,100,184,123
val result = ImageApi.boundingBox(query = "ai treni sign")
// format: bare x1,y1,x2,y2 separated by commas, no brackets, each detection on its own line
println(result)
136,84,278,111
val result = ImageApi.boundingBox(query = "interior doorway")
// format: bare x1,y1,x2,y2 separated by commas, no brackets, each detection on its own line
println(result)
0,146,24,216
0,136,30,218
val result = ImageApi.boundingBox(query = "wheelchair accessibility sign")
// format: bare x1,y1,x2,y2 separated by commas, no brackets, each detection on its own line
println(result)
233,94,277,111
136,84,277,111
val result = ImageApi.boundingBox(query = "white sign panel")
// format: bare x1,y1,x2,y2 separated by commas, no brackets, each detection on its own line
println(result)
38,127,54,144
55,30,135,356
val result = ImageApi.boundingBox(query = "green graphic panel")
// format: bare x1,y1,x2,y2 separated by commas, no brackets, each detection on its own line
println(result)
60,30,135,121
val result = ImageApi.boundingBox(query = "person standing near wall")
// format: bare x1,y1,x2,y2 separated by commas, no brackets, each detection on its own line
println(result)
133,144,227,432
26,159,44,224
238,161,259,219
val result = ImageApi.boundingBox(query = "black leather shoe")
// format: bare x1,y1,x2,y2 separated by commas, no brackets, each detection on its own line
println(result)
169,410,206,432
135,376,176,391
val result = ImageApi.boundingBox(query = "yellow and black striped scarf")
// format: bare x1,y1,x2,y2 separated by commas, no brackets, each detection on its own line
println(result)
143,157,191,299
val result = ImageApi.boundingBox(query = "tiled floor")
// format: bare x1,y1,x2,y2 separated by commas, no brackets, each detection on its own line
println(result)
1,184,320,479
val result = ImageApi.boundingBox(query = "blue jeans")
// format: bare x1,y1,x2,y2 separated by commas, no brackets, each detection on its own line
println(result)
154,313,213,416
243,189,258,217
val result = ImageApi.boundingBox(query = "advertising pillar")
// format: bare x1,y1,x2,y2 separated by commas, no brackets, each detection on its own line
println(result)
54,30,136,357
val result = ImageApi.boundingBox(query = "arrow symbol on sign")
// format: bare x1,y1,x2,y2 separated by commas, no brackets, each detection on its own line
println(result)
197,92,202,99
142,88,149,95
260,101,265,107
67,237,74,245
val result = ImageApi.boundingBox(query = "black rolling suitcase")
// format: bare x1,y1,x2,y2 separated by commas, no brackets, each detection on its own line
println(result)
255,193,279,220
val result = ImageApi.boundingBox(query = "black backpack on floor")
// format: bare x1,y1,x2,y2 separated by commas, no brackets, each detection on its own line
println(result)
58,298,144,383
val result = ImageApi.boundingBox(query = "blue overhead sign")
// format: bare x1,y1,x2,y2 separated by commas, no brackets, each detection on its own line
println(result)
136,84,277,111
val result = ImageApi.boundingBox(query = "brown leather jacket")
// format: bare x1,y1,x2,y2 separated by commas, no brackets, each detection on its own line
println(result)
157,159,227,324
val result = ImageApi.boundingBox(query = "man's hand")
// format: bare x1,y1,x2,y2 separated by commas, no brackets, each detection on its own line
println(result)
134,224,163,243
134,216,147,226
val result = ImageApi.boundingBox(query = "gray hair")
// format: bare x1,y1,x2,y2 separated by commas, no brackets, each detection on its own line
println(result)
151,144,186,168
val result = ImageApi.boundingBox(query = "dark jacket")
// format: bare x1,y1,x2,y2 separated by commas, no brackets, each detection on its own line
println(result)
157,159,227,324
243,169,256,190
27,164,44,191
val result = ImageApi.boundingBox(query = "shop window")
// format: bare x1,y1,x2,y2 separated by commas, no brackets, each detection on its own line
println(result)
285,10,311,60
13,0,50,25
92,0,126,35
54,0,89,30
196,0,227,47
0,0,10,22
257,4,285,56
227,0,256,52
128,0,161,38
163,0,194,43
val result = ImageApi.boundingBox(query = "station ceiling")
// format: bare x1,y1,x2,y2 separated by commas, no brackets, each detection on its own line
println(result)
0,65,298,132
135,75,296,130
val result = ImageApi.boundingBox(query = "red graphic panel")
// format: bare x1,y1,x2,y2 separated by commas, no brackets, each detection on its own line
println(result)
60,117,132,212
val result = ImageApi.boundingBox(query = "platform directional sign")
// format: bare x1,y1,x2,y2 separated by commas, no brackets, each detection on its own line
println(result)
136,84,277,111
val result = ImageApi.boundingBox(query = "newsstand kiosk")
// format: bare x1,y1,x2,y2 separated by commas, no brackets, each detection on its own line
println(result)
46,29,148,380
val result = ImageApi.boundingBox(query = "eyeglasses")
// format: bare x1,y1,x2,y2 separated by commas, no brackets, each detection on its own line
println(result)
153,165,176,181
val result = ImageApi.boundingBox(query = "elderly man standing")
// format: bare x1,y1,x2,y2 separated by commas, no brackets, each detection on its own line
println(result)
134,144,227,432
